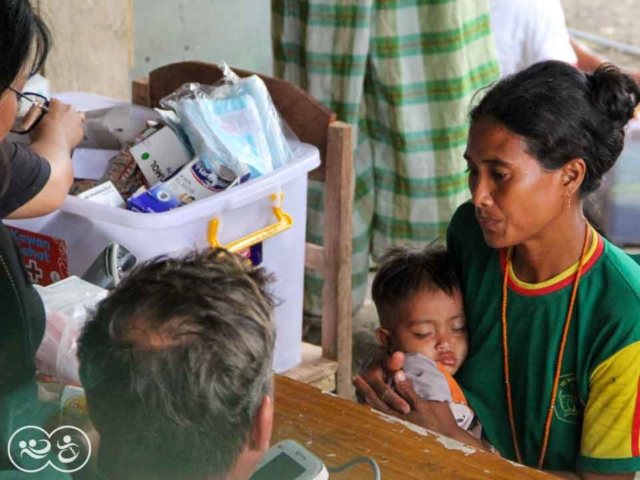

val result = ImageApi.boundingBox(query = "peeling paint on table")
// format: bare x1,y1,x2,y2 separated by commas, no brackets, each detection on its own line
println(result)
436,436,477,456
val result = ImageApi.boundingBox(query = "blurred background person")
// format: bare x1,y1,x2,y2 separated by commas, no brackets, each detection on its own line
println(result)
272,0,500,317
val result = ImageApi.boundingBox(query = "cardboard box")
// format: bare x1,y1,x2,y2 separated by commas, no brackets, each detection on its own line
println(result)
7,226,68,286
77,181,125,208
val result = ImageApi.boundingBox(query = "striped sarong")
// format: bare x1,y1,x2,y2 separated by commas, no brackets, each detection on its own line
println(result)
272,0,499,315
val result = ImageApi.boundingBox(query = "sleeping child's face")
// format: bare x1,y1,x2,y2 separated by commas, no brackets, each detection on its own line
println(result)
376,287,468,375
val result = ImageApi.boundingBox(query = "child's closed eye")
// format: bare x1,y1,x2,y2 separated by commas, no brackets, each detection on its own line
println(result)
413,332,433,340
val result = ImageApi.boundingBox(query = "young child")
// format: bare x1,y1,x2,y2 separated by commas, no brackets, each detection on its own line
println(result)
372,244,481,438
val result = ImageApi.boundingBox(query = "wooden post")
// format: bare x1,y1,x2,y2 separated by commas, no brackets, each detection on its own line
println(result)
131,77,151,107
322,121,354,397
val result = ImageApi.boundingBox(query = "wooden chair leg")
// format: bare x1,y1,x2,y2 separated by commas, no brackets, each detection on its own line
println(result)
322,122,354,397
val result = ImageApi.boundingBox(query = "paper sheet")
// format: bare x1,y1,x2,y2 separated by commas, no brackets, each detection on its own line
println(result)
72,149,117,180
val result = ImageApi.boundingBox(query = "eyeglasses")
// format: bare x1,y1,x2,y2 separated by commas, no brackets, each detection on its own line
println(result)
8,86,50,134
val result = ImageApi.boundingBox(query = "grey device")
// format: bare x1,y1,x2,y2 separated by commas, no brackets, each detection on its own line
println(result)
81,242,137,289
250,440,329,480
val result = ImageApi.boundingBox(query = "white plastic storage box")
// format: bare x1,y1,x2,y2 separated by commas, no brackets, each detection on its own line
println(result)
7,142,320,373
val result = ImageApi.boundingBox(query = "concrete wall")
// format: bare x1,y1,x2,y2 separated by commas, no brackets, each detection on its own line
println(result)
38,0,133,100
36,0,271,100
132,0,273,81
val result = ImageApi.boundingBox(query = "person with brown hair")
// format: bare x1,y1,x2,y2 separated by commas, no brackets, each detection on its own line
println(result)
78,249,277,480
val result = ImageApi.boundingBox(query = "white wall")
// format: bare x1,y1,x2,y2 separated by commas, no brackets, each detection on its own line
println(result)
39,0,133,100
132,0,273,81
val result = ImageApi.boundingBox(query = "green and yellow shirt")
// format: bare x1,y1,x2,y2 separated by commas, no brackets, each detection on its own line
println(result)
448,202,640,473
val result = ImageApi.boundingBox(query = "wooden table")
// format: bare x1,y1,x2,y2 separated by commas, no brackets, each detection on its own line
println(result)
274,376,554,480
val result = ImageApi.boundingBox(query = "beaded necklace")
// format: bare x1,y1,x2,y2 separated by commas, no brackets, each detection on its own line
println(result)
501,222,591,469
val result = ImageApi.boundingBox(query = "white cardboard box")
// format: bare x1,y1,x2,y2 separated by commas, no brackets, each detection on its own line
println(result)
78,181,125,208
130,126,192,186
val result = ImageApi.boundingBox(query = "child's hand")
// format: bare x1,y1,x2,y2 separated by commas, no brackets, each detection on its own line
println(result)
353,350,410,414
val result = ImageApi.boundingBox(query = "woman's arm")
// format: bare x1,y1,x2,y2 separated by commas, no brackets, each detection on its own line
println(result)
393,370,488,452
580,473,634,480
575,342,640,476
355,362,488,451
550,472,635,480
7,99,82,219
571,39,640,85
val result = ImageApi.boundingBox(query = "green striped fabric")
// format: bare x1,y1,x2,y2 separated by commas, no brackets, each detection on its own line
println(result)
272,0,499,316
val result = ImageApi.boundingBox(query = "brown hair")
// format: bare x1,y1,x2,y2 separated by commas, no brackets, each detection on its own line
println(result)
372,244,460,329
79,248,276,479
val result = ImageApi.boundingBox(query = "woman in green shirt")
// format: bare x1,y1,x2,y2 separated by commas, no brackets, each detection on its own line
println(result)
355,60,640,479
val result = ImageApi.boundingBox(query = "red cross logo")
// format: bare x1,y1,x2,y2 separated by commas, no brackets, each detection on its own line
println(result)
25,260,44,284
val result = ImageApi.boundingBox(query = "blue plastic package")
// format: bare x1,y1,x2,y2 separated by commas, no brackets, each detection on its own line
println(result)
173,94,272,178
238,75,293,170
159,64,296,181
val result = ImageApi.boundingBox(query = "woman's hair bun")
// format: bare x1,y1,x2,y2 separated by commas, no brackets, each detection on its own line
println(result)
588,63,640,126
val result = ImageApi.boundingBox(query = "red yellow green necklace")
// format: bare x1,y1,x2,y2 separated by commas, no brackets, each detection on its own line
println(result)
501,221,591,469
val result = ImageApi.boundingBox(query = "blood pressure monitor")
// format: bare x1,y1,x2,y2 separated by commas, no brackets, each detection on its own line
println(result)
250,440,329,480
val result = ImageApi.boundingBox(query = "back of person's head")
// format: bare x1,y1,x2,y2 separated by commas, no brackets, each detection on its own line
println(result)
78,249,276,480
0,0,50,92
372,244,459,330
470,60,640,195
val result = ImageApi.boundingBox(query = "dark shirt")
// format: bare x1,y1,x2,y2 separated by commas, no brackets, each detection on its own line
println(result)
0,141,51,218
0,141,57,476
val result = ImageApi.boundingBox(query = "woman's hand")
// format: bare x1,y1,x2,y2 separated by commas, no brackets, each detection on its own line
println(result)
7,99,82,219
32,99,83,151
353,348,457,427
394,370,460,436
354,352,454,429
356,357,488,451
394,370,488,451
353,350,411,414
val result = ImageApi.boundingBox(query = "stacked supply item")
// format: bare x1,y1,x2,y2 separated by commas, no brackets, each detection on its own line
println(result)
127,64,295,212
65,65,296,214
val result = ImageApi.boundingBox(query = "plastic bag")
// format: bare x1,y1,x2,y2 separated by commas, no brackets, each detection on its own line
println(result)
159,63,295,180
35,277,108,386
